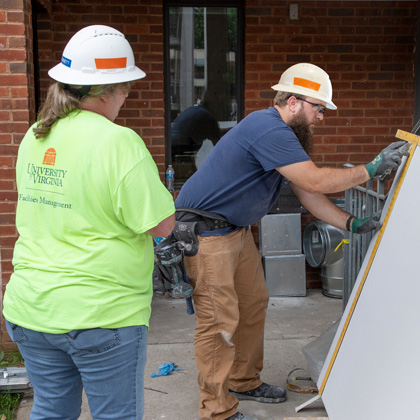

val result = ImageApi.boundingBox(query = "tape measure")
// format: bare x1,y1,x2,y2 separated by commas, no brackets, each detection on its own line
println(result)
287,368,318,394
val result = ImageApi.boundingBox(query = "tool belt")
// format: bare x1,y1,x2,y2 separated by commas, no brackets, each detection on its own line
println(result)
153,208,236,300
174,207,237,256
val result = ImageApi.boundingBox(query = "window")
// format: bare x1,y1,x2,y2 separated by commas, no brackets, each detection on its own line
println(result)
164,1,244,188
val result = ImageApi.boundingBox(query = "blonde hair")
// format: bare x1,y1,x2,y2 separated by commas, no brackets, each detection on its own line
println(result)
33,82,131,139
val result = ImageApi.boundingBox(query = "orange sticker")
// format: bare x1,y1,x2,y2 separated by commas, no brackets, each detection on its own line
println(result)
43,148,56,166
95,57,127,69
294,77,321,92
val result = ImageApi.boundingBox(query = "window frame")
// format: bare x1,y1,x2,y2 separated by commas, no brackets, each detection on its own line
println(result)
163,0,245,172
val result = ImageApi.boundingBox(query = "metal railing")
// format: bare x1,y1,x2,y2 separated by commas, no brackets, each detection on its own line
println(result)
342,119,420,309
343,177,387,309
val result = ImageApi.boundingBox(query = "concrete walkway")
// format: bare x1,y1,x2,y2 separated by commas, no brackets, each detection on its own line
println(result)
15,289,341,420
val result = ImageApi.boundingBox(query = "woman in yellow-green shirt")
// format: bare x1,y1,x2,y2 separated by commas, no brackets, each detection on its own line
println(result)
3,25,175,420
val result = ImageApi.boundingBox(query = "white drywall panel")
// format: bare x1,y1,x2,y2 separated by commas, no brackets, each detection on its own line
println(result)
317,140,420,420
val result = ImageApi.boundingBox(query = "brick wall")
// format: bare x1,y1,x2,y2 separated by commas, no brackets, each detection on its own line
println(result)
35,0,166,167
0,0,418,344
0,0,36,344
245,1,417,166
245,0,418,286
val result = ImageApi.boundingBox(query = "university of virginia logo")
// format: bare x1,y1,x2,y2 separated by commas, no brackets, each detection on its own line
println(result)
43,148,56,166
26,149,67,187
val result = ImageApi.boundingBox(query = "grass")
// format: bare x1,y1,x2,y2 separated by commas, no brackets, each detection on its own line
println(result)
0,350,25,420
0,351,24,368
0,393,21,420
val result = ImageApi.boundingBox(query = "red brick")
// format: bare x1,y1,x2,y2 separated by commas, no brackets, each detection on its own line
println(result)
8,36,26,48
10,87,28,97
0,212,15,224
11,110,29,121
0,50,26,61
1,259,14,273
0,201,16,213
0,179,14,189
0,23,25,35
0,75,28,86
312,144,337,153
364,127,390,136
0,190,17,202
0,156,13,167
6,12,25,23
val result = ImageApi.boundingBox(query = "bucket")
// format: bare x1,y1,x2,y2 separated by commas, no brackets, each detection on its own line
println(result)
303,221,345,299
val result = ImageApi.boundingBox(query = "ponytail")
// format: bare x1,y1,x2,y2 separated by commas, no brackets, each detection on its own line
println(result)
33,82,130,139
33,83,80,139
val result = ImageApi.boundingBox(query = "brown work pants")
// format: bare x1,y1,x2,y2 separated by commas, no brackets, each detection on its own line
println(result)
185,227,270,420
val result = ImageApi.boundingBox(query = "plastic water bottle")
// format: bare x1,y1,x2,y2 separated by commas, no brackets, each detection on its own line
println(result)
165,165,175,192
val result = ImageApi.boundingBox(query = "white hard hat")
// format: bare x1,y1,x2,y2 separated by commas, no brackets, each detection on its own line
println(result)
271,63,337,110
48,25,146,85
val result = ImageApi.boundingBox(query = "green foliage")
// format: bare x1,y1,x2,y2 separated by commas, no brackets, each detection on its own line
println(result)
0,351,24,368
194,7,204,49
193,7,238,51
0,392,21,420
0,350,25,419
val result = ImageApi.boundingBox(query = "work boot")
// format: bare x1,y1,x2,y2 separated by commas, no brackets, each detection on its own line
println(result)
229,382,287,403
225,413,258,420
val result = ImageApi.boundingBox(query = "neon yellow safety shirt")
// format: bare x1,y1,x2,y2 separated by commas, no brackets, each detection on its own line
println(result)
3,110,175,333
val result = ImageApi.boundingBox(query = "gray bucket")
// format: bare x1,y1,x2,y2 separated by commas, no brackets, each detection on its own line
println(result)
303,221,345,299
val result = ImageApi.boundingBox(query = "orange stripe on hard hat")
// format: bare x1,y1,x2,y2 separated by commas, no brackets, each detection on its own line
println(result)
95,57,127,69
294,77,321,92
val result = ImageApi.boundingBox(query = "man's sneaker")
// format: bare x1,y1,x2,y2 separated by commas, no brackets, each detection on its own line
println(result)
225,413,258,420
229,382,287,403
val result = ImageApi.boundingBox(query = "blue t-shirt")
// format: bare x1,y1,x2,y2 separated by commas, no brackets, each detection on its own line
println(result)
175,107,310,227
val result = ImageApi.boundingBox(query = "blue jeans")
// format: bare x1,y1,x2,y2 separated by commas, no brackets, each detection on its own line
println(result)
6,320,148,420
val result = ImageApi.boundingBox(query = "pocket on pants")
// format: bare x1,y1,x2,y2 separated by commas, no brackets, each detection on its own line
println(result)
66,328,121,353
5,320,28,344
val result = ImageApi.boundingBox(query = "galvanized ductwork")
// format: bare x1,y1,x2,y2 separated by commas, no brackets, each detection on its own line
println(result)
303,221,345,298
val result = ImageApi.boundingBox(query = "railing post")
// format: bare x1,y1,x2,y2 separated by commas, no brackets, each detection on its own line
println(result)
343,177,386,310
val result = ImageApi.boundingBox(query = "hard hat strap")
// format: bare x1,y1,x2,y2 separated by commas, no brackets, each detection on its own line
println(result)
64,84,92,99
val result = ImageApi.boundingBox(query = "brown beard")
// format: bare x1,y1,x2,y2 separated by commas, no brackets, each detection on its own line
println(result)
288,111,313,154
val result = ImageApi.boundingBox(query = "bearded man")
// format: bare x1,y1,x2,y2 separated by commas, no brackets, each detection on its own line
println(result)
174,63,406,420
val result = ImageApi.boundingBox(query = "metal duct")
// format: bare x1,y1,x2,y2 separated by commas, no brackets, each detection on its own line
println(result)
303,221,345,298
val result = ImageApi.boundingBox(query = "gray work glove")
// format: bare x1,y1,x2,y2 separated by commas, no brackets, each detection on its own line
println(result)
364,141,409,179
351,211,382,234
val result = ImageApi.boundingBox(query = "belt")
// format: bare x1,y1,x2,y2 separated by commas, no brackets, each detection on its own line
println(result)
175,207,237,231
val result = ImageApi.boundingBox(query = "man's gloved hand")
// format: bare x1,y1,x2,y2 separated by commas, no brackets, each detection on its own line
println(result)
364,141,409,179
351,211,382,234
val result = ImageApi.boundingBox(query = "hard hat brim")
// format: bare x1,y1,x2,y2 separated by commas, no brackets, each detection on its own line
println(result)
48,63,146,85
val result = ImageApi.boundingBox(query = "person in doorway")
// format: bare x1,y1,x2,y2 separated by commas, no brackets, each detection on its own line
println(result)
171,101,221,170
3,25,175,420
175,62,407,420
